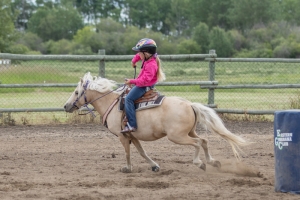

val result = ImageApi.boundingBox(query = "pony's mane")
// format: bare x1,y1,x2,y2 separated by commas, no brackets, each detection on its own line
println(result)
80,72,117,93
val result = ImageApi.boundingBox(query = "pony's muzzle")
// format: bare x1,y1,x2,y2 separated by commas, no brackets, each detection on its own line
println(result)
64,104,76,113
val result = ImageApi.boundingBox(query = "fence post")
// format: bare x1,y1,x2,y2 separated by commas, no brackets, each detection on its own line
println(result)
98,49,105,77
208,49,216,106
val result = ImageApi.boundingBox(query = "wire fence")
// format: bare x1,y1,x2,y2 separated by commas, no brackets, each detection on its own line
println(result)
1,53,300,125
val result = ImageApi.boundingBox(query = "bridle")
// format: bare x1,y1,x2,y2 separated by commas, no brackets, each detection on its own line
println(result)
72,80,125,117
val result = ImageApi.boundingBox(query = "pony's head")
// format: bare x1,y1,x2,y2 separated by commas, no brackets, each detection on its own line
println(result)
64,72,117,113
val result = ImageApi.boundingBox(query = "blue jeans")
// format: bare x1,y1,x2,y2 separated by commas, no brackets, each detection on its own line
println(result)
124,86,151,128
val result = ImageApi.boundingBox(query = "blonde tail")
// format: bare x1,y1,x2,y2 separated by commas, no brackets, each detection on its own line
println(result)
190,103,250,159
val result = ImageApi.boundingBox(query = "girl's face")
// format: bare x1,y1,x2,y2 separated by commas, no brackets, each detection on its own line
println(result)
138,52,145,60
138,52,151,60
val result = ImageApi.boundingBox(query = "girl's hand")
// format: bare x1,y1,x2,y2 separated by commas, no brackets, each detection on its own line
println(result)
124,78,131,85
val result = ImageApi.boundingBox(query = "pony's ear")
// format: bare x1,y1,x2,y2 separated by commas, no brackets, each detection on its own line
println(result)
80,78,83,84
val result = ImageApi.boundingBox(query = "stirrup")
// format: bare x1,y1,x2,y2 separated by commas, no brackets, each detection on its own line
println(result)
120,125,136,133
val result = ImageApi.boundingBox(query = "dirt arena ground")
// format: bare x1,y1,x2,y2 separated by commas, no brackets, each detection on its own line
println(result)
0,121,299,200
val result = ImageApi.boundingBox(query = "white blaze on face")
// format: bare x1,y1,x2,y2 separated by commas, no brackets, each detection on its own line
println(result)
64,82,81,110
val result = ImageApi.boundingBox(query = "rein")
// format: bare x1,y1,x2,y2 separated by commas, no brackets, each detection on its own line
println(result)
73,81,125,117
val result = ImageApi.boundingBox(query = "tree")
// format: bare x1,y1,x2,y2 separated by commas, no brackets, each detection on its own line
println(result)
122,0,178,35
209,27,233,57
11,0,36,31
0,0,19,53
28,4,84,41
228,0,280,31
96,18,125,33
74,0,124,24
192,22,210,53
188,0,232,30
281,0,300,26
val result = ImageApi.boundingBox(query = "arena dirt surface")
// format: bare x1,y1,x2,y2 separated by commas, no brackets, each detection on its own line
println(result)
0,121,299,200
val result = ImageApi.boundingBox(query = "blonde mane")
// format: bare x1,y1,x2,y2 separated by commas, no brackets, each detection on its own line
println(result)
80,72,117,94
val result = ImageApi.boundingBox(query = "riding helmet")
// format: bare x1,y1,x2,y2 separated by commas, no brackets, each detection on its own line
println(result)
132,38,157,54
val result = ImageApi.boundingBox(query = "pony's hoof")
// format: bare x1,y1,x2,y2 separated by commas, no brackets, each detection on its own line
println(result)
152,166,160,172
200,163,206,171
120,166,132,173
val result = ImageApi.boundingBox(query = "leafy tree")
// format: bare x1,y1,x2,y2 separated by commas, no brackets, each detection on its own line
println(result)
0,0,20,53
74,0,124,24
209,27,233,57
188,0,232,30
165,0,190,36
11,0,36,31
192,22,209,53
228,0,280,31
281,0,300,26
28,5,83,41
124,0,189,36
96,18,125,33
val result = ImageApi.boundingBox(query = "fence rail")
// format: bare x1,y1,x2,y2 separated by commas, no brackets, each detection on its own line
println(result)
0,81,218,88
0,53,217,61
1,51,300,123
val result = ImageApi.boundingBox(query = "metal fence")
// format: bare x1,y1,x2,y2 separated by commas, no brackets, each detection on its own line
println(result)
1,52,300,124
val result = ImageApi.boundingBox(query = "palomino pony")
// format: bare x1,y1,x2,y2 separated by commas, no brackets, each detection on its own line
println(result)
64,72,249,173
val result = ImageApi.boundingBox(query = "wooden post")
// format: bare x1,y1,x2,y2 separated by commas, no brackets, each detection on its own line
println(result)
98,49,105,77
208,49,216,106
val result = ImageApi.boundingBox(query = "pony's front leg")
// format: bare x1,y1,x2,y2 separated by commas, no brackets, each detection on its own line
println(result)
131,138,160,172
119,135,132,173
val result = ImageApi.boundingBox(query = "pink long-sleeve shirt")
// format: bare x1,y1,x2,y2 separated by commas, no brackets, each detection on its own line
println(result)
129,53,158,87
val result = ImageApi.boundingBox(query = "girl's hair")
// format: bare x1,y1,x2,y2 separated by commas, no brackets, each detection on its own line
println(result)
156,56,166,82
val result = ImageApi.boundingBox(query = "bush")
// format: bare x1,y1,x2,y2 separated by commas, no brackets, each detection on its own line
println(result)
48,39,74,54
8,44,30,54
228,29,247,51
234,48,273,58
26,51,42,55
273,43,291,58
177,39,200,54
17,32,45,53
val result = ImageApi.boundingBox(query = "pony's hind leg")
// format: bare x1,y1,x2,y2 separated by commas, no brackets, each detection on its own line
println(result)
131,138,160,172
189,131,221,168
167,133,206,171
200,137,221,168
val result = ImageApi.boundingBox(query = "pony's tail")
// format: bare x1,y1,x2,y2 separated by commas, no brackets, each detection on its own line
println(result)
190,103,250,159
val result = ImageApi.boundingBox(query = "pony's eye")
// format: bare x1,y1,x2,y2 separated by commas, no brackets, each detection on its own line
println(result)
75,91,78,95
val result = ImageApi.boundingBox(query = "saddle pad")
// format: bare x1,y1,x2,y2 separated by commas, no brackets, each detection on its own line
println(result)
119,95,165,112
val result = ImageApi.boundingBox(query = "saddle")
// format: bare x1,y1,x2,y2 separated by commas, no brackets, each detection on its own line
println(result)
125,87,160,104
119,86,165,126
102,86,165,128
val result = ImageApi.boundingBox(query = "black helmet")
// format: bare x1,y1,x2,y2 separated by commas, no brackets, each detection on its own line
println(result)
132,38,157,54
